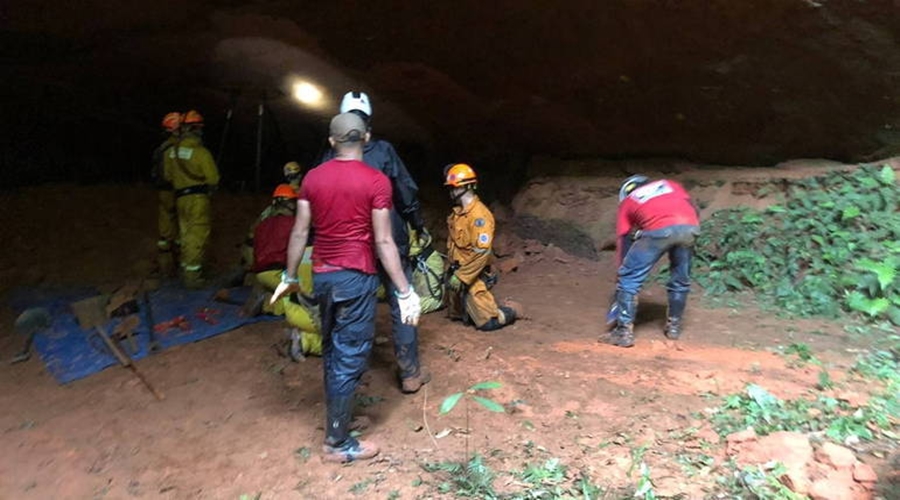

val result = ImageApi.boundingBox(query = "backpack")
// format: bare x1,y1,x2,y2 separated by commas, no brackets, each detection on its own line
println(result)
409,237,447,314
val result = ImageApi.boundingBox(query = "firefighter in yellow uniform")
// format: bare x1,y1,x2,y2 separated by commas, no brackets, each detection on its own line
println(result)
241,184,321,356
283,161,303,191
445,163,522,331
153,112,182,277
163,110,220,288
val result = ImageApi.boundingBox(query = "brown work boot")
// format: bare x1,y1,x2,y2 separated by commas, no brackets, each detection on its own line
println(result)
401,369,431,394
321,439,380,463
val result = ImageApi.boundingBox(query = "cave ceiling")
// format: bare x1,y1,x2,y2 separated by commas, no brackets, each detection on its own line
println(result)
4,0,900,168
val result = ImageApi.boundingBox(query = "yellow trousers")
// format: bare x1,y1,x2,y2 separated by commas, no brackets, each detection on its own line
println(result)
158,190,178,245
448,279,500,328
255,260,321,356
176,194,211,274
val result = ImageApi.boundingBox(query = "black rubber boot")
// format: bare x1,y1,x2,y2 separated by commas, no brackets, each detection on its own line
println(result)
665,292,688,339
322,396,379,463
394,338,420,381
611,290,637,348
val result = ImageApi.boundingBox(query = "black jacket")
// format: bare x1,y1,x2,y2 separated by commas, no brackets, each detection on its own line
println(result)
322,139,424,257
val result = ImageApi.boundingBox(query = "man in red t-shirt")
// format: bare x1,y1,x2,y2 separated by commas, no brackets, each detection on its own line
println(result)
607,175,700,348
271,112,421,463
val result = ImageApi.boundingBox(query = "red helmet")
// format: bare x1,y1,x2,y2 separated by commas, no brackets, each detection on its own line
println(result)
161,112,182,132
445,163,478,187
272,184,298,199
182,110,204,126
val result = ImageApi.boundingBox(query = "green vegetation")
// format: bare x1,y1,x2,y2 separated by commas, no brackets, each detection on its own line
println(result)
440,381,506,461
707,383,895,443
714,461,807,500
422,454,499,499
441,381,506,415
695,164,900,324
421,453,610,499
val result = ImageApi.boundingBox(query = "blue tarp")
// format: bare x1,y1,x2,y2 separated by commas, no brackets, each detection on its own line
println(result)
7,284,278,384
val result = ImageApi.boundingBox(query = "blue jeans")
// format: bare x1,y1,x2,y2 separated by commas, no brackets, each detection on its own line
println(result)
617,224,699,296
379,258,421,379
314,270,380,397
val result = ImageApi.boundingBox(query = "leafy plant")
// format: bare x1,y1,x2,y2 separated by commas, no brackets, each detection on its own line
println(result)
695,165,900,324
441,381,505,460
514,458,569,498
715,461,807,499
853,350,898,381
783,343,814,363
349,479,373,496
422,454,498,499
441,381,506,414
709,383,896,443
632,462,656,500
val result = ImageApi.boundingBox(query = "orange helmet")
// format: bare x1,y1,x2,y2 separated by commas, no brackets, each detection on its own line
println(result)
272,183,298,199
182,109,204,126
161,112,182,132
445,163,478,188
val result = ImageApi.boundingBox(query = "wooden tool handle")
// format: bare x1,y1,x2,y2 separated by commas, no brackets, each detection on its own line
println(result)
96,327,165,401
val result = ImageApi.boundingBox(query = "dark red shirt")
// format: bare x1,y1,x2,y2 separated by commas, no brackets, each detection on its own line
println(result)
252,215,294,272
616,179,699,237
299,158,393,274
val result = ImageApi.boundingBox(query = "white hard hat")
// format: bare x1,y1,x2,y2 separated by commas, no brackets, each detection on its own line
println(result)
619,175,650,202
340,91,372,118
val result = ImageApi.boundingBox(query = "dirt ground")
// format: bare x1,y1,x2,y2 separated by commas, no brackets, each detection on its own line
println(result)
0,184,897,499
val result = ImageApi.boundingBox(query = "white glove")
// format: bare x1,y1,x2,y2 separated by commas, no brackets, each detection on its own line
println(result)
395,287,421,326
270,271,300,305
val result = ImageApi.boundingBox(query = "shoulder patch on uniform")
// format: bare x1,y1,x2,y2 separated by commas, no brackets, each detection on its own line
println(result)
478,233,490,244
474,218,485,227
177,147,194,160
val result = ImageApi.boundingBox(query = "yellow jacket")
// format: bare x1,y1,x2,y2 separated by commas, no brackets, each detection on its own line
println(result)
163,134,220,190
447,195,495,285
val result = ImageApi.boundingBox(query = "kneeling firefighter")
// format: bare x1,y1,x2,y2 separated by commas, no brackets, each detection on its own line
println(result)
444,163,522,331
244,184,321,356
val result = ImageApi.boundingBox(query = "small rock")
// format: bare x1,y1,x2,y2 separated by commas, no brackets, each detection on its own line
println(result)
523,239,545,255
695,427,721,444
492,232,516,257
496,255,522,274
816,442,858,471
852,462,877,483
545,245,572,263
726,427,758,445
648,339,668,351
809,470,869,500
782,469,812,495
835,391,868,408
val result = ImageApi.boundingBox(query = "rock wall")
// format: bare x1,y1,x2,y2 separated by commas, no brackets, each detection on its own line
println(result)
509,156,900,259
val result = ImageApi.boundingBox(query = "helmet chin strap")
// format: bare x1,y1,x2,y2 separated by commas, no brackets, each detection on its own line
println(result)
450,185,474,205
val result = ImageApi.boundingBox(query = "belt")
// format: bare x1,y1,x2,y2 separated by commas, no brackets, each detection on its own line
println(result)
174,185,210,198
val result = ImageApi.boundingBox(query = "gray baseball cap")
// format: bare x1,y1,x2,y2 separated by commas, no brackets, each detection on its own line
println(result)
329,112,366,143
